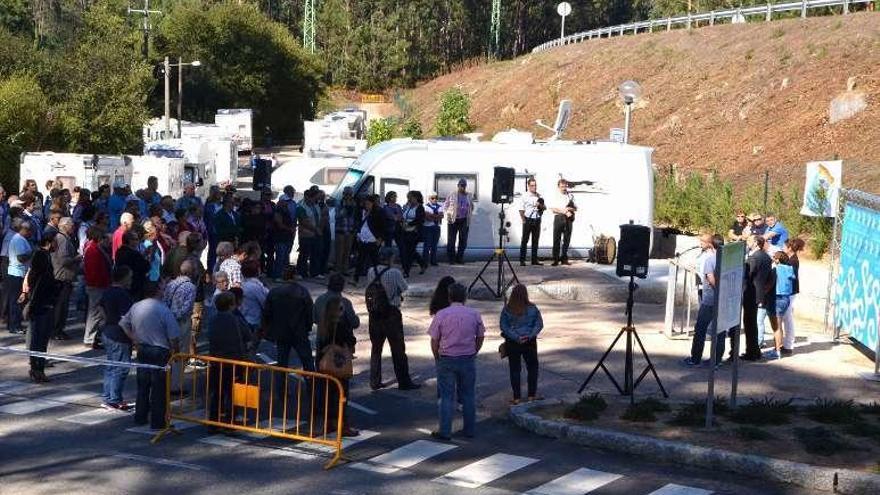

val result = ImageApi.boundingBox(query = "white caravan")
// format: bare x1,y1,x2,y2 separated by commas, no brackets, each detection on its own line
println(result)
303,109,368,158
130,154,188,198
332,132,653,258
214,109,253,153
142,141,215,197
271,156,354,200
19,152,132,192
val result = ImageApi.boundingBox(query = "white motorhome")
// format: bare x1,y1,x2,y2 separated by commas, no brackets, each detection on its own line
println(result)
142,141,215,197
303,109,368,158
271,156,354,200
331,132,653,259
19,152,132,192
215,109,253,153
130,154,188,198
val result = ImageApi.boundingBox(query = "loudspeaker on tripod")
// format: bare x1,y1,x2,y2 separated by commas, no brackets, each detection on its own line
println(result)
491,166,515,204
616,223,650,279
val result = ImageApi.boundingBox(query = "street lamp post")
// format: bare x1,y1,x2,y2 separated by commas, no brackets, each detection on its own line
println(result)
618,80,642,144
162,57,201,140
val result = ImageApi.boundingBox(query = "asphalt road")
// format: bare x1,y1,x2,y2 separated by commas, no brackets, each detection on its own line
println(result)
0,329,821,495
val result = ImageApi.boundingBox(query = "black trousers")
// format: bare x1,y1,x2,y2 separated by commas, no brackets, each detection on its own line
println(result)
369,308,413,388
208,361,234,423
401,231,425,276
741,300,761,358
520,219,541,263
506,338,539,400
552,215,573,262
52,281,74,337
135,344,170,429
447,219,469,263
277,337,315,372
6,275,24,332
27,311,54,372
355,241,380,281
0,256,8,321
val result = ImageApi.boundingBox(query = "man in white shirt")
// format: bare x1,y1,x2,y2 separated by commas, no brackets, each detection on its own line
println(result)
422,192,444,266
682,234,723,367
518,178,544,266
547,179,576,266
443,179,474,264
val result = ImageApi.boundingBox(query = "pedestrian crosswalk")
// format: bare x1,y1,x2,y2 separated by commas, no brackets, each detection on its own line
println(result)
0,381,716,494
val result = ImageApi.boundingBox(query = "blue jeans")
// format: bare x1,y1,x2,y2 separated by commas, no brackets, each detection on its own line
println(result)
103,335,132,404
775,295,791,317
437,355,476,437
689,304,724,364
757,307,778,346
296,237,318,277
422,225,440,265
273,241,293,279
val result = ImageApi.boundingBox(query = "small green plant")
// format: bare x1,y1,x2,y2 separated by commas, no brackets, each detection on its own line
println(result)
808,217,833,259
399,118,423,139
564,393,607,421
861,402,880,415
668,397,728,427
434,87,475,137
779,50,792,66
621,398,670,423
744,48,754,61
728,396,795,426
805,399,863,424
772,27,785,39
733,426,774,441
794,426,855,456
366,117,397,147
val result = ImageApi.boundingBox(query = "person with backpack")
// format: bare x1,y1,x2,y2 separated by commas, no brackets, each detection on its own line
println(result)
365,247,419,391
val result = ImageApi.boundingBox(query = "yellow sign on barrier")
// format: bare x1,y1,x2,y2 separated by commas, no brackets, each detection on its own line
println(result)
360,93,387,104
152,354,347,469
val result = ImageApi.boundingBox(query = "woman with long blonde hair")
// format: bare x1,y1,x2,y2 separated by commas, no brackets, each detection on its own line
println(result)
500,284,544,404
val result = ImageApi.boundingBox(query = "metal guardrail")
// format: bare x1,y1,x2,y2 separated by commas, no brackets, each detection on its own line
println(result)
532,0,874,53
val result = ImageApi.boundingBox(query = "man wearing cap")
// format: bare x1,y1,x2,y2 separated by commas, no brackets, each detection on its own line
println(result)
443,179,474,264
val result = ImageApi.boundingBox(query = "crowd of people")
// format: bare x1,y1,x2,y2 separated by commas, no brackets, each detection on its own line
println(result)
684,212,804,367
1,175,548,438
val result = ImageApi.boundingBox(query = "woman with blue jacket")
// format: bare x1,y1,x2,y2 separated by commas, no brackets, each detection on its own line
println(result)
500,284,544,404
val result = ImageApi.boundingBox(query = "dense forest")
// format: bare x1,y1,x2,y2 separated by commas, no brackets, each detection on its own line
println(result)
0,0,817,189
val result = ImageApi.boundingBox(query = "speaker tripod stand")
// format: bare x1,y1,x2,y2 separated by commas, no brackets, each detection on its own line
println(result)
468,204,519,299
578,276,667,403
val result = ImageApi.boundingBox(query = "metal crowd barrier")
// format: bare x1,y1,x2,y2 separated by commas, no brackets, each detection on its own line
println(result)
663,258,702,339
152,354,347,469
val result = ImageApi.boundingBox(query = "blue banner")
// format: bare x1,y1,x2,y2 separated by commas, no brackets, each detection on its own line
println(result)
836,203,880,356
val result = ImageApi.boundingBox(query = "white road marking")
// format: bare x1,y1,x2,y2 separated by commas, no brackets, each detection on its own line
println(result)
348,401,378,415
266,446,321,460
648,484,713,495
524,467,623,494
198,434,249,447
59,408,126,426
112,452,206,471
0,381,31,395
297,429,380,454
0,391,96,415
433,453,539,489
350,439,457,474
416,428,432,435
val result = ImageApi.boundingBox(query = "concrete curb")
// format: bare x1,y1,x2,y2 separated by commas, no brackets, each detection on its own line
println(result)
403,281,666,303
509,400,880,495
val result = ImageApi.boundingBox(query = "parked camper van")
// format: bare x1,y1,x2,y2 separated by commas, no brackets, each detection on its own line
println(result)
130,154,188,198
303,109,368,158
271,156,354,200
19,152,132,193
215,109,253,153
332,132,653,259
143,140,216,197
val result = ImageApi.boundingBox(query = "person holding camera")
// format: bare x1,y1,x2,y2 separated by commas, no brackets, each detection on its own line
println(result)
518,178,544,266
547,179,576,266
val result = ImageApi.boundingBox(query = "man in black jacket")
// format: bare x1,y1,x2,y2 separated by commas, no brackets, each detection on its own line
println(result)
354,194,385,283
114,231,150,301
98,266,134,410
207,291,250,423
263,267,314,371
739,235,772,361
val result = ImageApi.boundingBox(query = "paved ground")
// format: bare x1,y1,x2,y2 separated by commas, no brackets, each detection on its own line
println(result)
4,255,876,494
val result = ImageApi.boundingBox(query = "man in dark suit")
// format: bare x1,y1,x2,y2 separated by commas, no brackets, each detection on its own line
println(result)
739,235,772,361
213,196,241,245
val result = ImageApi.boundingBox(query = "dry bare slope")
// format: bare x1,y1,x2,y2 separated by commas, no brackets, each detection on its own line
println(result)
408,12,880,193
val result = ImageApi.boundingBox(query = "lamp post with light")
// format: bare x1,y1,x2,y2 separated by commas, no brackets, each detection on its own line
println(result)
618,80,642,144
163,57,201,139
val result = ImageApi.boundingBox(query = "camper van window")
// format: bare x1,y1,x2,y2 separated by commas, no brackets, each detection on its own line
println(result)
380,178,410,198
435,174,478,202
326,168,348,185
184,167,196,186
336,169,364,192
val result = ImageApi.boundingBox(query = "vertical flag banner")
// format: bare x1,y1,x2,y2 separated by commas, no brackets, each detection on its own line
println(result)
801,160,842,217
835,203,880,356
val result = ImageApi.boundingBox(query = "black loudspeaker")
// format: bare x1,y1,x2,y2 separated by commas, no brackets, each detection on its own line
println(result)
492,166,515,204
616,223,651,278
252,158,272,191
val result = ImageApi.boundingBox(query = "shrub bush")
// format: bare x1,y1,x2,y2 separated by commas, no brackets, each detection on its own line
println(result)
366,117,397,147
794,426,855,456
621,398,670,423
668,397,729,427
733,426,774,441
804,399,863,424
728,396,796,426
435,87,474,137
564,393,607,421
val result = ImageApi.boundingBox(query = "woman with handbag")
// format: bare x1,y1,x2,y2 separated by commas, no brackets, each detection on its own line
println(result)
499,284,544,405
316,295,359,437
24,232,60,383
400,191,427,278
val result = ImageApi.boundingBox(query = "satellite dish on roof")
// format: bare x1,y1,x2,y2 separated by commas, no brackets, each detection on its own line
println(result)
535,100,572,141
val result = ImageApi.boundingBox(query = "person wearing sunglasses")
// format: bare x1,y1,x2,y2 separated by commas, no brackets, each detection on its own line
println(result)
727,211,749,241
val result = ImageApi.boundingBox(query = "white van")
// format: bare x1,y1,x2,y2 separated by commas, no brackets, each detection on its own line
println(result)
271,156,354,200
19,152,132,193
332,133,653,258
215,109,253,153
130,154,188,198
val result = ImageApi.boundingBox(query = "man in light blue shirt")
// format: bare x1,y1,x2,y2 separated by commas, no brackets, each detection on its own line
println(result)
764,214,789,252
7,220,34,334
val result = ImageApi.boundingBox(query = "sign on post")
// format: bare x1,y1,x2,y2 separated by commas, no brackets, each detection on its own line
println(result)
800,160,842,217
558,2,572,40
706,241,745,427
